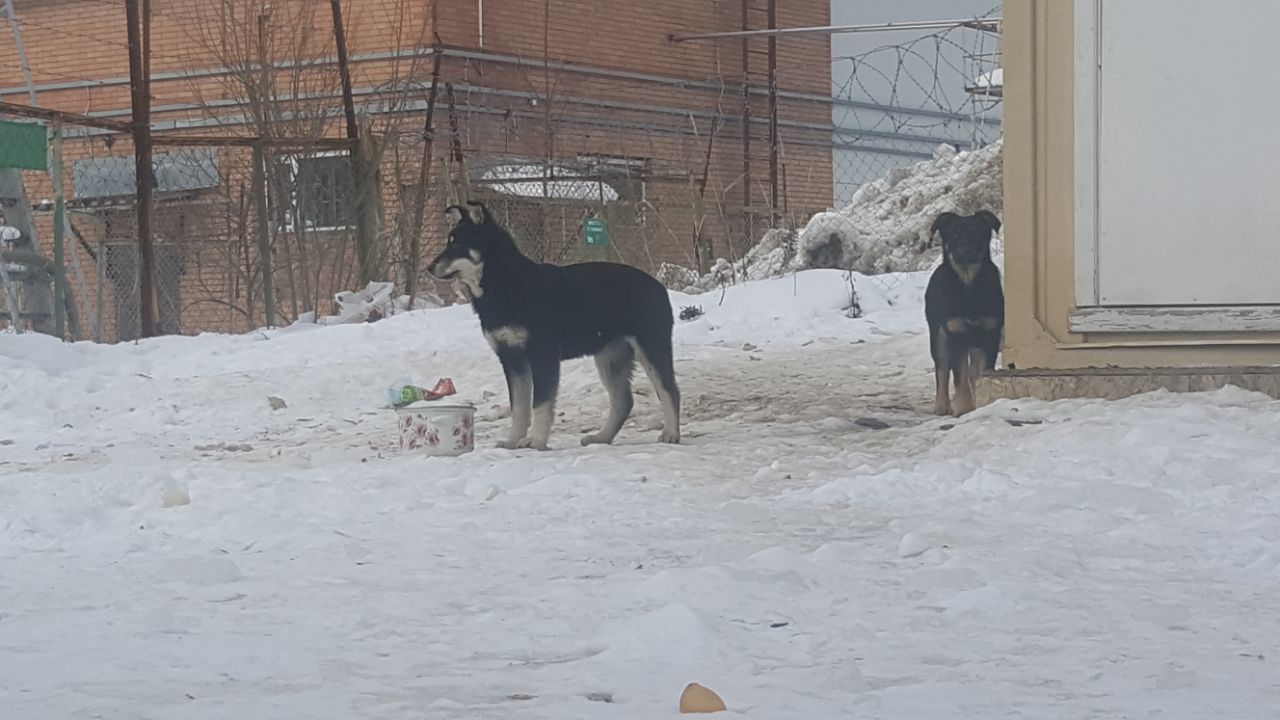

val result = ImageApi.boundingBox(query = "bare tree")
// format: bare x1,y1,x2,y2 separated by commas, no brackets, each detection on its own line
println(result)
181,0,432,322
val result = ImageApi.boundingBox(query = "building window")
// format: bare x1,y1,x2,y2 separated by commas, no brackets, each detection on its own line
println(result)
276,153,354,231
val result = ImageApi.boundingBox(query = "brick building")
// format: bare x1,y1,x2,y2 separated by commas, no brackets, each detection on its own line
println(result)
0,0,832,340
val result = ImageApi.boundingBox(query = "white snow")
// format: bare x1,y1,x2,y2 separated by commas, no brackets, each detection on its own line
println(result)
4,269,1280,718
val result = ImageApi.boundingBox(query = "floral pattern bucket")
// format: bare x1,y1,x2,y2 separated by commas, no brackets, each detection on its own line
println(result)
396,401,476,456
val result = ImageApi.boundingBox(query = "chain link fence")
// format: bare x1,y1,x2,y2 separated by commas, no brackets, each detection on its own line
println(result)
0,114,379,342
673,15,1004,305
4,14,1002,341
1,116,65,337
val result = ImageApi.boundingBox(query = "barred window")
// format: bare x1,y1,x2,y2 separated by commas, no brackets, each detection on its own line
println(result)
276,153,354,231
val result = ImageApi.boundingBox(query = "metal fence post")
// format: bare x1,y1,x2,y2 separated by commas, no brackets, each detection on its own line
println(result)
50,118,66,339
95,238,104,343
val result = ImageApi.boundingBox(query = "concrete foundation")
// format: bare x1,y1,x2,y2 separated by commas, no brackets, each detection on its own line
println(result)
976,366,1280,406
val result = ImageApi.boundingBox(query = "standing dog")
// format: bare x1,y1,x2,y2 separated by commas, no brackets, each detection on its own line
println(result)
924,210,1003,416
426,202,681,450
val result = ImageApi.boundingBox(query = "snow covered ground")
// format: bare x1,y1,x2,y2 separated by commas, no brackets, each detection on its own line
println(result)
3,270,1280,719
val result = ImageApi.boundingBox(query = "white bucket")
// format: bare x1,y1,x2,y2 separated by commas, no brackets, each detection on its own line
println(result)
396,401,476,456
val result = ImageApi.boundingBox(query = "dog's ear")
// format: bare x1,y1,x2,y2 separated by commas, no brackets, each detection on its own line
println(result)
930,212,959,244
464,201,486,225
445,204,468,225
974,210,1002,235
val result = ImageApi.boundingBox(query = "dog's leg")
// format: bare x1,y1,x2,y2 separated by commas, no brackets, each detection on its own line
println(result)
518,349,560,451
582,340,635,446
632,335,681,444
953,349,975,417
496,355,533,449
934,363,952,416
964,347,988,413
932,327,952,416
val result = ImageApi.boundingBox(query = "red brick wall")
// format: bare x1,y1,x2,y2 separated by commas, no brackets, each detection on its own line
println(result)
1,0,832,340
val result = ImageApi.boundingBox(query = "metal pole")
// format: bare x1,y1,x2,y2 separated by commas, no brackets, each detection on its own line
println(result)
95,238,104,342
51,119,66,339
740,0,751,244
251,143,279,327
142,0,151,87
125,0,157,337
671,18,1002,42
330,0,360,139
0,0,37,105
767,0,778,227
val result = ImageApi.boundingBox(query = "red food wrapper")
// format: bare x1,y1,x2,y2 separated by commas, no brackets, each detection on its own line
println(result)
423,377,456,400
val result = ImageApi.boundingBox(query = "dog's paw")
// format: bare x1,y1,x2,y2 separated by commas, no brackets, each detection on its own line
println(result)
658,429,681,444
952,401,975,417
516,437,550,451
933,400,952,416
581,433,613,446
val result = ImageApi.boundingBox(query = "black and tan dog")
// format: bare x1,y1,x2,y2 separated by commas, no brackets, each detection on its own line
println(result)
924,210,1003,416
426,202,680,450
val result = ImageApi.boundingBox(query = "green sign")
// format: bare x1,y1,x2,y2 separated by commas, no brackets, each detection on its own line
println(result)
0,120,48,170
583,217,608,247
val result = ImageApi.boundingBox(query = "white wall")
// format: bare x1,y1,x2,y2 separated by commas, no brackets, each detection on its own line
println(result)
1077,0,1280,308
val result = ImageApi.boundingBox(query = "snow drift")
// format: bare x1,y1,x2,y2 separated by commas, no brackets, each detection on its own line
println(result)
669,140,1003,292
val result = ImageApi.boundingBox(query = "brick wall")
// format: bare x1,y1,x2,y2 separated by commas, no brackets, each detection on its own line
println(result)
1,0,832,340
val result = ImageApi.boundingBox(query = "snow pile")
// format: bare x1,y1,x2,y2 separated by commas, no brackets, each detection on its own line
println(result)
674,140,1002,292
305,281,444,326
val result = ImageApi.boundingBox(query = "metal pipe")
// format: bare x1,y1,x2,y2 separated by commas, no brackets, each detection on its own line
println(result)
0,0,37,104
94,80,979,149
150,135,355,148
671,18,1001,42
0,100,131,132
76,86,991,141
739,0,750,240
767,0,778,223
0,46,999,127
81,87,975,158
94,238,103,342
51,119,65,339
